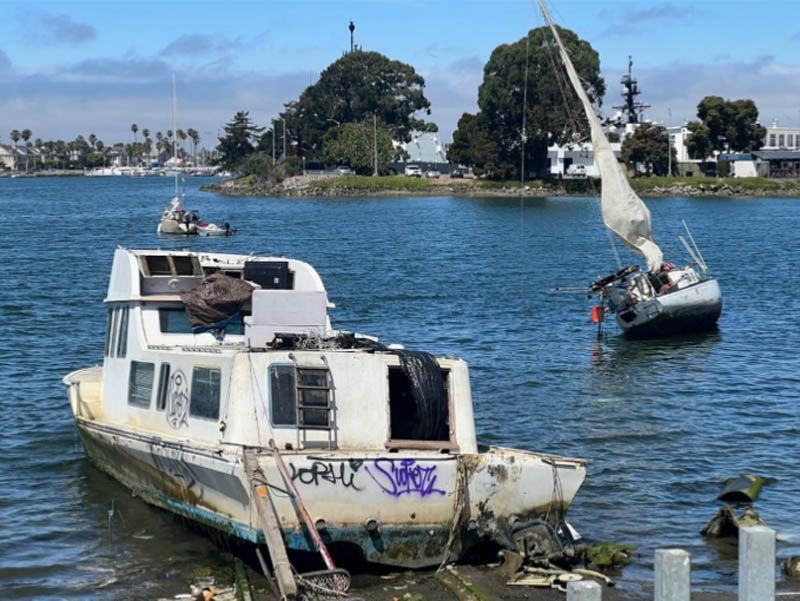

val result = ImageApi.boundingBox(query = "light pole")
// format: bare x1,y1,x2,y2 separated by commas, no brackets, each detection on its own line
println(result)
667,107,673,177
373,113,378,176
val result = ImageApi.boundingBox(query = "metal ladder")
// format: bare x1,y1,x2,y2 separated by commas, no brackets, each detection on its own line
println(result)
291,354,335,450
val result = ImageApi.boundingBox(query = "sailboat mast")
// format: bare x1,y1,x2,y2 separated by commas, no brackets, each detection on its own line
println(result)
521,31,529,185
172,74,178,197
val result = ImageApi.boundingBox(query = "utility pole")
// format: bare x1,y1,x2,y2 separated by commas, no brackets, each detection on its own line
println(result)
667,107,673,177
349,21,355,53
373,113,378,176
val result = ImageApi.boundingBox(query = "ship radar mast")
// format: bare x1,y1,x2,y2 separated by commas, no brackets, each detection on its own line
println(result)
612,56,650,124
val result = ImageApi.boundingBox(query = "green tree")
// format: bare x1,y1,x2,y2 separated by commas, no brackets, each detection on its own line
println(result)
696,96,766,152
187,128,200,165
21,129,32,171
321,118,405,175
447,112,499,177
621,122,675,176
216,111,264,170
450,26,605,179
274,50,433,162
685,120,713,160
10,130,20,170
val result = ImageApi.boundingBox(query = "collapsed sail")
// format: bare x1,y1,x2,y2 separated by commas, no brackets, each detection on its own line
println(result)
538,1,663,272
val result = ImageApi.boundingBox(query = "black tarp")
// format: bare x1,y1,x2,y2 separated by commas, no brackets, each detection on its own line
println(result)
179,272,254,331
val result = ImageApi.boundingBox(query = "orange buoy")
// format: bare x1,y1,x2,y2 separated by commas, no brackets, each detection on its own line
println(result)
591,305,605,323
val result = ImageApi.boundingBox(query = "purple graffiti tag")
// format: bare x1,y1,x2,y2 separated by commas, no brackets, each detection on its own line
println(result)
365,459,446,498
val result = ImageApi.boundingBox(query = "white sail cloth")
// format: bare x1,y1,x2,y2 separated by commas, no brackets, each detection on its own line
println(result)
538,1,664,272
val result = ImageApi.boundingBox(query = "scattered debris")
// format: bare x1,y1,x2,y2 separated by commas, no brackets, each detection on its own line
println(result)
718,474,766,504
701,505,768,538
782,556,800,579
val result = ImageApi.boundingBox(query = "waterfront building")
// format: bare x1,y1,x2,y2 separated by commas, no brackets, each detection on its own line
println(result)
0,145,16,170
761,119,800,150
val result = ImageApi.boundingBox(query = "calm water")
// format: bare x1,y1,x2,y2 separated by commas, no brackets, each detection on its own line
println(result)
1,176,798,599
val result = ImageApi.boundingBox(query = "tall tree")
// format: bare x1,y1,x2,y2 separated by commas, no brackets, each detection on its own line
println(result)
216,111,264,170
450,26,605,179
685,121,713,160
275,50,433,162
187,128,200,165
10,129,20,170
321,118,405,175
621,122,675,176
21,129,32,171
696,96,766,152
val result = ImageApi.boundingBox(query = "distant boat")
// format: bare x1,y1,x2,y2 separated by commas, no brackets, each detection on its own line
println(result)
538,0,722,338
157,76,235,236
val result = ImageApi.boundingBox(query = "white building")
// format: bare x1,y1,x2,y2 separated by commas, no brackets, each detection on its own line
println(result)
761,119,800,150
0,145,16,170
547,141,622,177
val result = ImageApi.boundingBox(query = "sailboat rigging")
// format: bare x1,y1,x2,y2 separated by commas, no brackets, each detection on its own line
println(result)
538,0,722,338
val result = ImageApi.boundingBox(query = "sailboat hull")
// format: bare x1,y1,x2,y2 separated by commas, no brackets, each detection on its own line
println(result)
615,278,722,338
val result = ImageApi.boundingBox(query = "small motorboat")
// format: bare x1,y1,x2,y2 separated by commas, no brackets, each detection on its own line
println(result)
197,221,235,236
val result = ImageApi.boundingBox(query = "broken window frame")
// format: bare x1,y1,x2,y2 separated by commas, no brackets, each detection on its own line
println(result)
385,366,457,451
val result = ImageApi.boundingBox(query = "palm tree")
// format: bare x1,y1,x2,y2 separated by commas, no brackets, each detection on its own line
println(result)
10,130,20,171
21,129,32,171
142,128,150,139
187,128,200,165
131,123,138,143
89,133,97,150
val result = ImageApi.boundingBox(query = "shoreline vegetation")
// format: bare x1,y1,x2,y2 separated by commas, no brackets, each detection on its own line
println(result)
200,173,800,198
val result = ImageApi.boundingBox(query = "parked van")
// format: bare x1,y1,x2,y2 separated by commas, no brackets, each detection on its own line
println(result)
567,164,587,177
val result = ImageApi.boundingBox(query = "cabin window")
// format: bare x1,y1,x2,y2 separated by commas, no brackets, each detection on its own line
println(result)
156,363,171,411
270,365,297,425
779,134,785,147
190,366,221,420
159,307,245,335
104,309,113,356
146,255,172,276
172,255,197,276
269,365,330,427
116,306,129,358
128,361,155,408
108,308,120,358
770,134,776,147
388,366,451,443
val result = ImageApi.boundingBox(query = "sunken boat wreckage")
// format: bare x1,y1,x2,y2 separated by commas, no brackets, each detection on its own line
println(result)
64,248,586,583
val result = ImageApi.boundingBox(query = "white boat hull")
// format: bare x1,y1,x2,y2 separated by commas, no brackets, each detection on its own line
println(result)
615,278,722,338
73,416,585,568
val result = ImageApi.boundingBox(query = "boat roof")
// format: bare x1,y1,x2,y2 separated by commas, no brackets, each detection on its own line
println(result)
106,247,327,303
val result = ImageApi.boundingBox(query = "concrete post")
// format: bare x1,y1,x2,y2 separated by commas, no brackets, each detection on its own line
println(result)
655,548,691,601
739,525,775,601
567,579,602,601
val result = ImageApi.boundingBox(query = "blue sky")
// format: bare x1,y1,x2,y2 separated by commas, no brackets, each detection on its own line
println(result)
2,0,800,148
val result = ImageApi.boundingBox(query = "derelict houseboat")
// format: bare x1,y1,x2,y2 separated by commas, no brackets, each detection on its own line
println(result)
64,248,586,575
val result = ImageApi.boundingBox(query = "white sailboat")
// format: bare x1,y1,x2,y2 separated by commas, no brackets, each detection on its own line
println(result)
157,77,234,237
538,1,722,338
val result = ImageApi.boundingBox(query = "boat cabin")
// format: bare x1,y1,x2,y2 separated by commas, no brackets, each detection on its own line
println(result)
93,248,478,454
